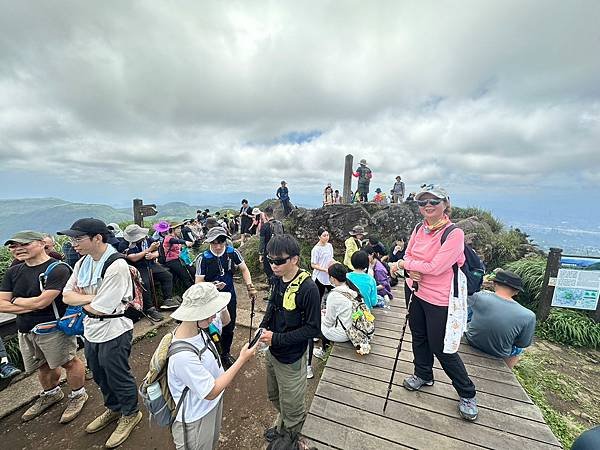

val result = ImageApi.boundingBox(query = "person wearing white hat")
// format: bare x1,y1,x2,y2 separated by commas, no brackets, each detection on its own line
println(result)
168,283,257,450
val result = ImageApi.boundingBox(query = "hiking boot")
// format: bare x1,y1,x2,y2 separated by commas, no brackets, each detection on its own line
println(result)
307,365,314,379
60,391,88,424
313,347,327,360
403,375,434,391
264,426,281,443
145,307,164,322
458,397,478,421
0,361,21,379
85,408,120,433
22,389,64,421
160,297,180,310
105,411,143,448
222,354,236,370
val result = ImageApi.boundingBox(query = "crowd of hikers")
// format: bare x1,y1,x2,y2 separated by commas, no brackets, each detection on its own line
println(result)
4,178,597,450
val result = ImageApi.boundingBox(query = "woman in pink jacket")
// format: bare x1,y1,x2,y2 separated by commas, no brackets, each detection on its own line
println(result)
391,184,478,421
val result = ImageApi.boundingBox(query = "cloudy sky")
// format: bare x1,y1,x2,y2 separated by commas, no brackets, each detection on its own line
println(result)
1,1,599,224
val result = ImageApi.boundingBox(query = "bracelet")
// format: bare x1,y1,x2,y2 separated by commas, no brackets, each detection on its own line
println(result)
10,297,17,304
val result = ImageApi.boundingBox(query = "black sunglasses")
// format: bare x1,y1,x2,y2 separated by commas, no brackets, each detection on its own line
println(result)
267,255,291,266
416,198,443,207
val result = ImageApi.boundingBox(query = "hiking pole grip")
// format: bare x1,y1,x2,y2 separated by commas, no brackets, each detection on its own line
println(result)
383,289,414,413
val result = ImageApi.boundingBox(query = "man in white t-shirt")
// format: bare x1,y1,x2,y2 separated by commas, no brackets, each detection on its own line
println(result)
60,218,142,449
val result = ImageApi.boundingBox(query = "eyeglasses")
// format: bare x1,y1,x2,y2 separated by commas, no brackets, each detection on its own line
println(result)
416,198,443,207
267,255,291,266
68,236,90,245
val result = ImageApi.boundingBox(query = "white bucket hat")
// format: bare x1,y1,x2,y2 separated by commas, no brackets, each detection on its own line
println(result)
171,283,231,322
123,224,150,243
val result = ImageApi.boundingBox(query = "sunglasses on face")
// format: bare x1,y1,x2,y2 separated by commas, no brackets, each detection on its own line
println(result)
416,198,443,207
267,255,291,266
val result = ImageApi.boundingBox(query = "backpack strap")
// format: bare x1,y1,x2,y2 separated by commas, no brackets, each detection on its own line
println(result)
40,261,73,320
440,224,459,297
283,270,311,310
100,253,126,278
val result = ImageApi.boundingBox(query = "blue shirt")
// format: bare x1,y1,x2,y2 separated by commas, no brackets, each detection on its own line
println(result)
196,246,244,302
346,272,377,309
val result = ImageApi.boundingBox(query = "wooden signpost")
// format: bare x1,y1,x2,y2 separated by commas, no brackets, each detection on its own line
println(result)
133,198,158,226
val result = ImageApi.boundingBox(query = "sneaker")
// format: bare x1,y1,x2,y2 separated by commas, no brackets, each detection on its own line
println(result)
307,365,314,379
105,411,143,448
312,337,320,342
458,397,478,421
402,375,434,391
85,408,121,433
145,307,164,322
222,354,236,370
60,391,88,424
0,361,21,379
160,297,180,310
264,426,281,443
313,347,327,360
22,389,64,421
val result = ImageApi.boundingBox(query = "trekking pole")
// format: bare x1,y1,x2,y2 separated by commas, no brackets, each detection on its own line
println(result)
248,293,256,344
383,282,418,413
148,265,159,309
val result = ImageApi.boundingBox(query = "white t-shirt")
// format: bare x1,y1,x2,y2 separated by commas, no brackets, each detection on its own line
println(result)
311,243,334,286
64,256,133,343
168,331,224,423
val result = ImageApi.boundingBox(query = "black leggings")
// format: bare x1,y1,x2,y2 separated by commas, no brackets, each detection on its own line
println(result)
409,294,476,399
314,279,332,303
164,259,194,290
308,334,332,366
140,264,174,310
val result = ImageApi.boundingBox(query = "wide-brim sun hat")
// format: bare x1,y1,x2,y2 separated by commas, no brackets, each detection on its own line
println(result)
171,282,231,322
492,269,524,292
252,208,261,215
153,220,170,233
414,184,449,201
123,224,150,243
349,225,367,236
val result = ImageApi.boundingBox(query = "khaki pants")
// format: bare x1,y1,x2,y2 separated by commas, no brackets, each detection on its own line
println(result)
266,349,307,433
171,397,223,450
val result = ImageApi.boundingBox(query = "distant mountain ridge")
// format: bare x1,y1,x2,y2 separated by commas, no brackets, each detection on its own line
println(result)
0,198,228,241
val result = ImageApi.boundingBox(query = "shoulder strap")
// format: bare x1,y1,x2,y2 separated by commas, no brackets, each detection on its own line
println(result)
167,340,206,358
440,224,457,245
101,253,125,278
42,261,73,320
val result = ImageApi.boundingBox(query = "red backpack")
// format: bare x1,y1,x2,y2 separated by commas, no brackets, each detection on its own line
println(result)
101,253,145,312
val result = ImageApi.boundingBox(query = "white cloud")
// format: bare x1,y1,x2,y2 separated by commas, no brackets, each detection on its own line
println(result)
0,0,599,203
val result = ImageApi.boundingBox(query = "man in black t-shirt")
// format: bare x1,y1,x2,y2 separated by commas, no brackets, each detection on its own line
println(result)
258,234,320,440
0,230,87,424
259,206,284,292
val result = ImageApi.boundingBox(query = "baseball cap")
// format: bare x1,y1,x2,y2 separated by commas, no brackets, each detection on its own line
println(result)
4,230,46,246
57,218,109,237
414,184,449,201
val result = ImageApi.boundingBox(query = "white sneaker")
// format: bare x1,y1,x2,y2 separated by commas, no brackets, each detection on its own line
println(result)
313,347,327,360
312,337,320,342
306,365,314,379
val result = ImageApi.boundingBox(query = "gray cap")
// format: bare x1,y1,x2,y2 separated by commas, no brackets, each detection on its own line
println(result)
204,226,229,243
414,184,449,201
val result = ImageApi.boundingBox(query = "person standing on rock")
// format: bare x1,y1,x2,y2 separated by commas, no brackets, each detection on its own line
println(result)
390,184,478,422
353,159,372,202
0,230,88,425
323,184,334,206
195,227,258,370
344,225,366,270
60,219,142,448
239,199,253,243
259,234,321,442
276,181,293,216
392,176,405,203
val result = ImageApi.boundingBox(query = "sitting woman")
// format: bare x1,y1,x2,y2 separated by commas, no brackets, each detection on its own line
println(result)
163,222,195,290
346,251,377,309
313,264,355,359
364,246,393,306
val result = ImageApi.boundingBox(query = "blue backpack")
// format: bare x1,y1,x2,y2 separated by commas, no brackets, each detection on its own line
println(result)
415,223,485,295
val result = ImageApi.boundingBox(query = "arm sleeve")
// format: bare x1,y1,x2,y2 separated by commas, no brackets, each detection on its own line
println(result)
272,282,321,346
514,314,536,348
259,296,274,329
310,247,319,265
0,269,14,293
366,278,378,308
404,228,465,276
45,264,71,291
232,249,244,265
196,257,206,276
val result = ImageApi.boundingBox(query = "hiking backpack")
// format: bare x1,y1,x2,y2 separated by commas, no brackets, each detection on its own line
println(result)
336,282,375,355
414,223,485,295
31,261,74,335
269,219,284,237
139,330,220,428
101,253,145,313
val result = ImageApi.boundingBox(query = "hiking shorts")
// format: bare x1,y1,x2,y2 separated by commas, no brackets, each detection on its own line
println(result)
18,331,78,373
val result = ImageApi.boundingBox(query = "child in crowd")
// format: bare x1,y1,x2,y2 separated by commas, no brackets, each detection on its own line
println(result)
346,251,377,309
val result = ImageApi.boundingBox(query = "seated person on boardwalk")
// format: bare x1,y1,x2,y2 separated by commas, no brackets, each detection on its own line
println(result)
343,225,366,270
364,245,393,305
465,269,536,369
346,251,378,309
390,184,478,422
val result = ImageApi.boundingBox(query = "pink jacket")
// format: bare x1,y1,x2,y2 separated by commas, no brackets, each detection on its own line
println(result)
404,221,465,306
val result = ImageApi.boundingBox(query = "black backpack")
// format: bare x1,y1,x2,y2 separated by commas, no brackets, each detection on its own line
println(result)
269,219,284,236
415,223,485,295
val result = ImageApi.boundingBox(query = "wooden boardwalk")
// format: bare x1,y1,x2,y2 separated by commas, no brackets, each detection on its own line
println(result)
302,286,562,449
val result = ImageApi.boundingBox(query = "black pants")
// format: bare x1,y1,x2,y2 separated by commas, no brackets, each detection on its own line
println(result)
314,279,332,302
359,191,368,202
140,264,174,310
84,330,138,416
262,255,274,287
409,295,476,399
165,259,194,290
308,334,331,365
281,199,292,216
220,297,237,356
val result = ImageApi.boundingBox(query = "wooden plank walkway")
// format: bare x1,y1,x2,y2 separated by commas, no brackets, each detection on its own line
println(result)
302,285,562,449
